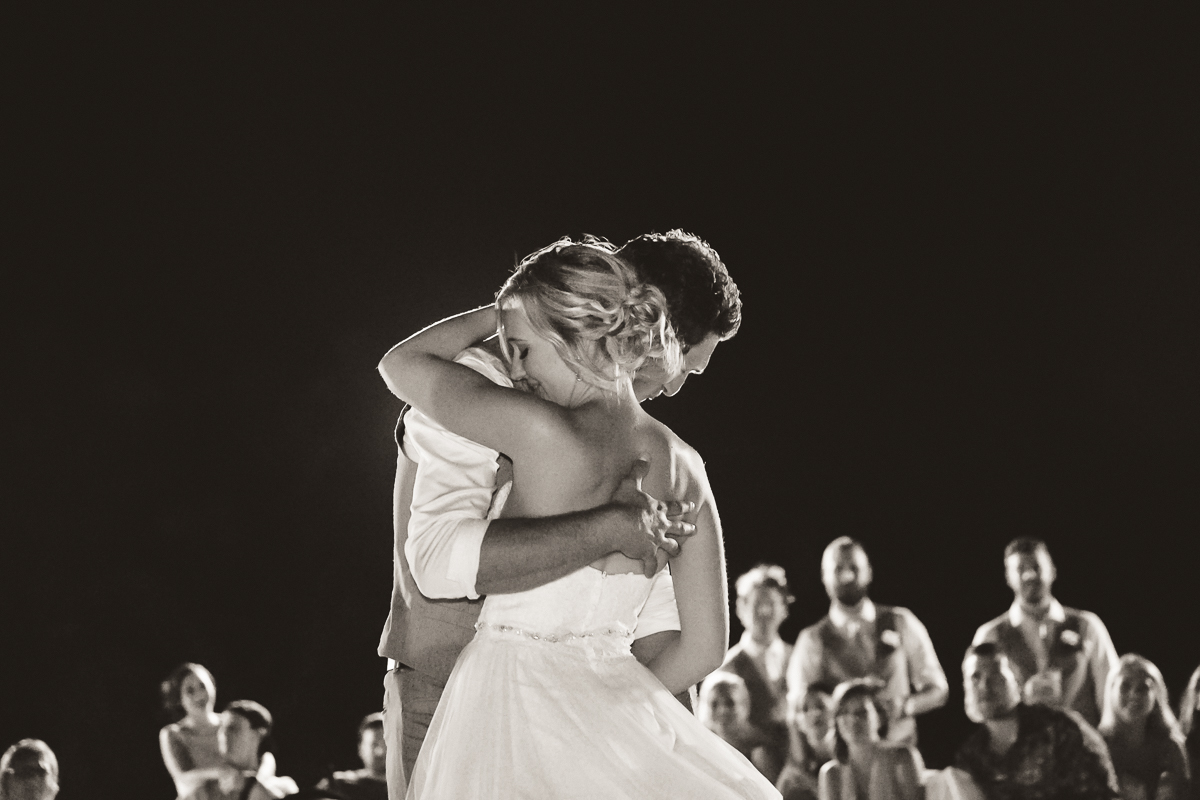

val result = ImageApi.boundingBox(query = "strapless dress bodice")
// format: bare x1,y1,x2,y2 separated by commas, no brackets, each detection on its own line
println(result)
476,566,653,642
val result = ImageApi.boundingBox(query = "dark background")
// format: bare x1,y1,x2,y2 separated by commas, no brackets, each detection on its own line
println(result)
5,7,1198,798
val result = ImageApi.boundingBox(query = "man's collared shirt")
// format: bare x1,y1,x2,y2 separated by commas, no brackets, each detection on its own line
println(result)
1008,598,1066,673
829,597,878,641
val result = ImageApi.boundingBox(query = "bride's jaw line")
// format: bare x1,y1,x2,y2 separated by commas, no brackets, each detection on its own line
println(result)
500,301,591,408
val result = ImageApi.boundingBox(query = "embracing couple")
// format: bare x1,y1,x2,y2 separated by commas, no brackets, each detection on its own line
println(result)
377,231,779,799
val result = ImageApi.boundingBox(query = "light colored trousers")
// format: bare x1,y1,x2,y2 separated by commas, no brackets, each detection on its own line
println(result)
382,667,444,800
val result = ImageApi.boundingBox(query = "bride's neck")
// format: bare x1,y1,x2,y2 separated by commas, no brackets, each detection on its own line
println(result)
570,378,636,410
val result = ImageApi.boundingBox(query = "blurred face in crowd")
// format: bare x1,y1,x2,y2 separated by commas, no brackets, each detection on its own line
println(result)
358,727,386,776
736,586,789,642
1005,548,1055,607
633,332,721,401
705,684,745,729
965,654,1021,722
822,545,872,607
834,693,881,746
180,668,216,719
1113,664,1156,725
797,693,834,749
220,713,264,771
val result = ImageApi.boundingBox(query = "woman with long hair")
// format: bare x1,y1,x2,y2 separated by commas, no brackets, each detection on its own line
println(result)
1097,654,1190,800
777,689,835,800
818,679,923,800
379,238,777,798
1180,664,1200,800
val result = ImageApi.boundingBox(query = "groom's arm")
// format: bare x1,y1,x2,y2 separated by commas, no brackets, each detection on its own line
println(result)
404,438,691,598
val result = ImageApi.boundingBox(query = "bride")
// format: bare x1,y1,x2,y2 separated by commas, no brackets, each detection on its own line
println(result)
379,238,779,799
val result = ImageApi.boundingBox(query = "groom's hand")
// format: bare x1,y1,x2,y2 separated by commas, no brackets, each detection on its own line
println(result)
609,460,696,578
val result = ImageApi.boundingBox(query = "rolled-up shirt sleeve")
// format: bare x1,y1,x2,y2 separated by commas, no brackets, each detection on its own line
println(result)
787,627,822,698
402,348,512,600
632,568,682,638
898,608,948,694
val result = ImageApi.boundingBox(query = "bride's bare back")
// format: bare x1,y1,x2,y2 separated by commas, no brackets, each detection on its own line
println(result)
499,397,700,575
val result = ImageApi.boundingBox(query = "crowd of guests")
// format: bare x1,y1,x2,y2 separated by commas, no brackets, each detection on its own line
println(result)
698,537,1200,800
155,663,386,800
5,535,1198,800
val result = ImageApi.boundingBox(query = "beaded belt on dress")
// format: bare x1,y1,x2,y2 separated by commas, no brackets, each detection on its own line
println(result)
474,621,632,643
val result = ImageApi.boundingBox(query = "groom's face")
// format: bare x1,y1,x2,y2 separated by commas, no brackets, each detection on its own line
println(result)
633,332,721,402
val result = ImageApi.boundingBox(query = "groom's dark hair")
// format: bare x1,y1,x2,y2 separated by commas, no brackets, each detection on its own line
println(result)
616,230,742,348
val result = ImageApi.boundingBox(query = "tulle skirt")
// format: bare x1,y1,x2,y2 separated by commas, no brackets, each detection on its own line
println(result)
407,624,781,799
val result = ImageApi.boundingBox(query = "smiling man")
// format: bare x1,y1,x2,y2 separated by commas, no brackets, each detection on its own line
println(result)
972,538,1118,728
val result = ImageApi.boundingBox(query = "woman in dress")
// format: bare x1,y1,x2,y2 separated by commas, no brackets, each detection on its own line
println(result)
1181,664,1200,800
776,688,835,800
1097,654,1190,800
158,663,278,800
379,238,778,799
818,679,923,800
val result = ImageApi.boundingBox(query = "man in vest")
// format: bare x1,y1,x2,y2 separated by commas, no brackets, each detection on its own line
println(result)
786,537,948,745
971,537,1117,728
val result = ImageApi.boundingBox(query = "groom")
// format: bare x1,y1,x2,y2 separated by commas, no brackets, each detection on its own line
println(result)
377,230,743,797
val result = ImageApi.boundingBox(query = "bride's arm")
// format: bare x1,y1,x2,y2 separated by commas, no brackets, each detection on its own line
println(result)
643,450,728,694
378,306,555,456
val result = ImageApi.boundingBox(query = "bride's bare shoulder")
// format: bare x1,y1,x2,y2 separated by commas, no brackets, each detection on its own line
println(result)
636,415,711,496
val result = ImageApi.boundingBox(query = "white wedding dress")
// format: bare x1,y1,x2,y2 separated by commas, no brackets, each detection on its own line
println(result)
406,566,781,799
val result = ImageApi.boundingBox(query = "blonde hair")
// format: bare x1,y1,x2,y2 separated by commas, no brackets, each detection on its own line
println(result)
1180,663,1200,736
496,238,682,394
1098,653,1185,744
698,672,751,727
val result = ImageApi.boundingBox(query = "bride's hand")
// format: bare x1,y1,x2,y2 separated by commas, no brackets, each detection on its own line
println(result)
609,460,696,578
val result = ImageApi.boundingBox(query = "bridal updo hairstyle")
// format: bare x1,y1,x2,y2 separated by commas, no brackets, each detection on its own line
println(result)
497,238,682,393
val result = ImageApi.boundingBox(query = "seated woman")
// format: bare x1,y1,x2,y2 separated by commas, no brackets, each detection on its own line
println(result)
721,563,795,779
1098,654,1190,800
818,679,923,800
777,689,835,800
699,671,780,778
158,663,278,800
1182,664,1200,800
